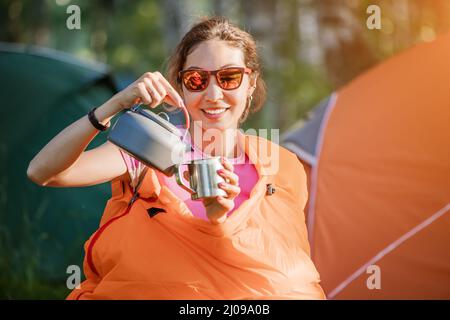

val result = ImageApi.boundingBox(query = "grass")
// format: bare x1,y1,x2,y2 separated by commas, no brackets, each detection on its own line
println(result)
0,198,75,300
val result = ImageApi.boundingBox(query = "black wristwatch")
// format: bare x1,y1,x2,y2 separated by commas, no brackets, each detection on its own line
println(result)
88,107,110,131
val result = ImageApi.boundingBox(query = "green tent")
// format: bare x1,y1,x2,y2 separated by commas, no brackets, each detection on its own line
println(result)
0,42,118,298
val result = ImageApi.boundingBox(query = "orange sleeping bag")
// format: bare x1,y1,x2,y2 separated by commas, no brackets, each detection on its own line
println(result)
67,132,325,299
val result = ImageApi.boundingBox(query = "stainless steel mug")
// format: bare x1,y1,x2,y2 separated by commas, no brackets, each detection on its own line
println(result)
175,157,227,200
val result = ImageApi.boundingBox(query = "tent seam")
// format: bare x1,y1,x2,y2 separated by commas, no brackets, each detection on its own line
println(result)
307,92,338,256
327,203,450,299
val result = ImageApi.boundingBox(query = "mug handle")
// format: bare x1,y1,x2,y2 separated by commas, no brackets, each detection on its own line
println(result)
175,164,196,194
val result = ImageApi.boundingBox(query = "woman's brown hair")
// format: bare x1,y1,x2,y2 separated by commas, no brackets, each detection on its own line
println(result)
166,16,266,123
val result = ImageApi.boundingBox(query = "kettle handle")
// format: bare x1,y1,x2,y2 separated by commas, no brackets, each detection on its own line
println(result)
175,164,196,195
132,97,190,130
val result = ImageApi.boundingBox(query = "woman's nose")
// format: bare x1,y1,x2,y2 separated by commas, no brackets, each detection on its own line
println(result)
205,77,223,102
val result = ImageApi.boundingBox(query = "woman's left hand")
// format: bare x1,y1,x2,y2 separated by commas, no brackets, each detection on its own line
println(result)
203,157,241,224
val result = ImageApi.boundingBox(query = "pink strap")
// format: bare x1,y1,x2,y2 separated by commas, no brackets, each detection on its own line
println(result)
119,149,145,190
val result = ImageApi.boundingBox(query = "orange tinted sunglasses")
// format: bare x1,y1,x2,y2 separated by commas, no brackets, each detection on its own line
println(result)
178,67,252,92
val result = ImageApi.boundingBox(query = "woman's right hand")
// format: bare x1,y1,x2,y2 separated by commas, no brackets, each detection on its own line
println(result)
112,71,185,110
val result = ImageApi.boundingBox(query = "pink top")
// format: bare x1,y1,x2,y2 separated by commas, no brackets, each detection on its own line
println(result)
119,130,259,221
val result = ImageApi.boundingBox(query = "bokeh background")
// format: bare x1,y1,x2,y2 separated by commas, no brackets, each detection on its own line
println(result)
1,0,450,299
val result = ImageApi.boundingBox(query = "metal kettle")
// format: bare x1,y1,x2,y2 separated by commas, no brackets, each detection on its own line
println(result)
107,103,191,177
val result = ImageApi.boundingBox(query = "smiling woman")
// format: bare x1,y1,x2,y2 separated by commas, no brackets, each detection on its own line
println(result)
175,40,256,133
27,16,325,300
167,19,266,133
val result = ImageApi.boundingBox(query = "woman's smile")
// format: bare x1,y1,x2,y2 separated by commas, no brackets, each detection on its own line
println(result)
201,107,229,120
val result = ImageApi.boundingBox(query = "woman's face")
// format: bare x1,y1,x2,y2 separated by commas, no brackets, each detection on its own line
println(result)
181,39,257,132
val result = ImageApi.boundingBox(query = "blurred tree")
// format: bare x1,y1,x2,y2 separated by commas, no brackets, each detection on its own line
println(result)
161,0,185,53
313,0,377,88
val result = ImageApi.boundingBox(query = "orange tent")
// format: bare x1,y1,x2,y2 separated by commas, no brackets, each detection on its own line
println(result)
282,32,450,299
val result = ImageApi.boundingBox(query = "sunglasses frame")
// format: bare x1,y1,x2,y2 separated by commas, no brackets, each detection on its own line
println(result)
178,67,252,92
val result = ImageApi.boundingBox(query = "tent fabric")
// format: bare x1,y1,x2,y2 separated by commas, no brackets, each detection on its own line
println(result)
67,133,326,300
282,94,335,166
0,42,118,283
282,33,450,299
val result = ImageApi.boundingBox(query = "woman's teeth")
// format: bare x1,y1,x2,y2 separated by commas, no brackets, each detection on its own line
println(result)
203,108,226,114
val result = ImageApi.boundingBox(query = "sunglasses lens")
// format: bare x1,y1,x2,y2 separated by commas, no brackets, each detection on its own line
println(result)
182,70,208,91
217,68,243,89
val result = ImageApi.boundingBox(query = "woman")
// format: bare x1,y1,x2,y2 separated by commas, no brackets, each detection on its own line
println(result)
27,16,325,300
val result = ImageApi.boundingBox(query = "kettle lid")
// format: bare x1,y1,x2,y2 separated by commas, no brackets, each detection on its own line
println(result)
137,108,182,137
